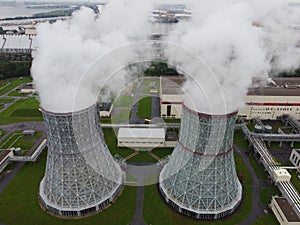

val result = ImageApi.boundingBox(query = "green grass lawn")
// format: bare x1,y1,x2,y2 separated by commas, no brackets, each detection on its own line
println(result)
0,130,23,149
0,131,42,151
247,123,255,132
127,151,157,163
0,128,5,139
164,118,181,123
143,151,253,225
0,98,14,104
271,121,285,133
293,142,300,149
113,96,133,107
0,77,31,96
0,97,43,124
8,90,30,97
259,188,281,205
234,129,250,148
142,87,158,94
111,109,131,123
100,117,112,124
102,128,135,158
0,151,137,225
0,81,9,88
269,142,281,150
137,96,152,119
142,78,158,86
249,155,268,180
289,170,300,193
252,214,279,225
151,148,174,158
14,131,43,153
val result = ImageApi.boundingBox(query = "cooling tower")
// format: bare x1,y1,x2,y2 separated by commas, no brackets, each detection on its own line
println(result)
159,104,242,219
39,104,124,217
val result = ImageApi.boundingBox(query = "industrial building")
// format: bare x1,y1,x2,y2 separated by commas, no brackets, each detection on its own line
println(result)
117,128,177,148
118,128,165,148
39,104,124,217
240,78,300,120
20,83,36,94
160,76,300,120
160,76,185,119
270,197,300,225
289,149,300,169
99,102,113,118
0,34,37,61
159,104,242,219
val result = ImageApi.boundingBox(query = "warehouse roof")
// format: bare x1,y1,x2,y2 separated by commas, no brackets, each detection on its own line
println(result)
274,197,300,222
161,76,300,96
118,128,165,139
161,76,186,95
0,34,36,50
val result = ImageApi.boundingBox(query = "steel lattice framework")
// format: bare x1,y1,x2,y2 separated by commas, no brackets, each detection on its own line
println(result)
159,104,242,219
39,104,124,217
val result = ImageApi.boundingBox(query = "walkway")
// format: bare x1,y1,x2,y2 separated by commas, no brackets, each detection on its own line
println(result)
235,146,271,225
126,162,163,225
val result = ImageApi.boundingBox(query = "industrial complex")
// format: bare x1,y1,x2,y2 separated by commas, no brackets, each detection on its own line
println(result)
1,2,300,225
160,76,300,120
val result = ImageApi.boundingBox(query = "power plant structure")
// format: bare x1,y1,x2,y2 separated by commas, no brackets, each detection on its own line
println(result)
159,104,242,220
39,103,124,217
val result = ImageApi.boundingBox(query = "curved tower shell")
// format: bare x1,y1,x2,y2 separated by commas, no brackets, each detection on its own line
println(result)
159,104,242,220
39,104,124,217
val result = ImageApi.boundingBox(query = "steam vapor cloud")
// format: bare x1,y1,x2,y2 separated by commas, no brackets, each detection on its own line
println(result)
166,0,300,114
31,0,151,113
31,0,300,114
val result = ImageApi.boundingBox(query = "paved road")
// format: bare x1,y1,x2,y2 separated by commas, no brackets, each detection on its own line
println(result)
151,96,161,119
126,162,163,225
235,146,271,225
130,79,146,124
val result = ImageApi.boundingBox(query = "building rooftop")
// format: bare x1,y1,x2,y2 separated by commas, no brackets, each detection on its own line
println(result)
118,128,165,139
161,76,186,95
161,76,300,96
100,102,112,111
0,34,36,50
274,197,300,222
165,132,177,141
248,77,300,96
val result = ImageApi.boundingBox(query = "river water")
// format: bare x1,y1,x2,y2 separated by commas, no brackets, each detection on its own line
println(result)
0,5,55,19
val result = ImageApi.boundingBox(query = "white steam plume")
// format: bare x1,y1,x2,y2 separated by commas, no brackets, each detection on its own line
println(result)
31,0,152,113
166,0,300,114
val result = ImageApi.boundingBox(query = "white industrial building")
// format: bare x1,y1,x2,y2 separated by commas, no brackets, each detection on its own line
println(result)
118,128,166,148
0,34,37,52
20,83,36,94
160,76,300,120
270,197,300,225
160,76,185,119
272,168,292,182
290,149,300,169
239,78,300,120
99,102,113,118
